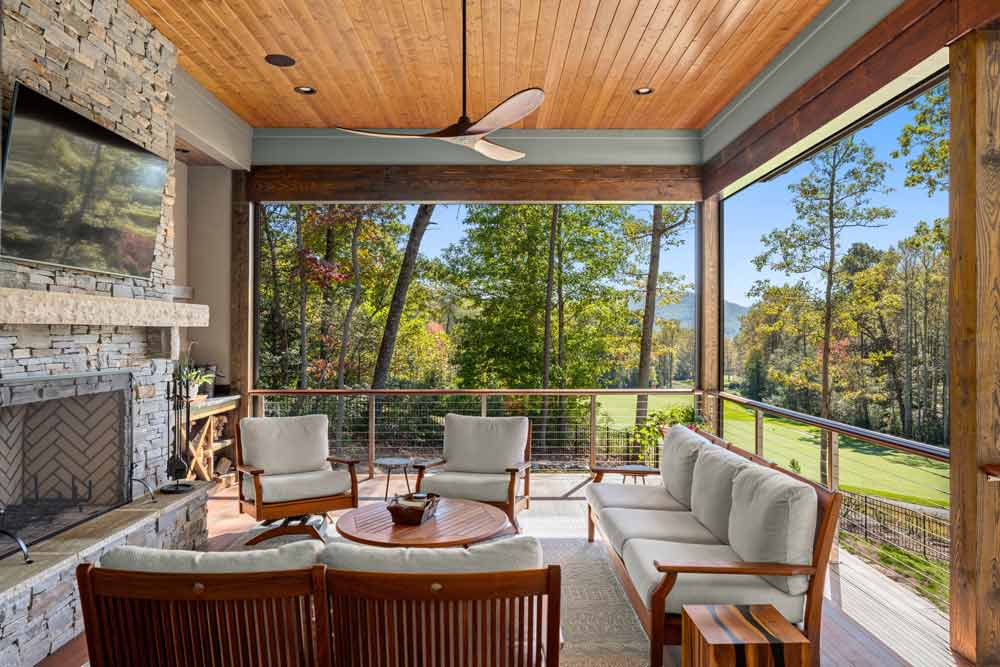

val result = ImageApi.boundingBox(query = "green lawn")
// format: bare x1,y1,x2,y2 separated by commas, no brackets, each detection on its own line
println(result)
596,392,693,428
722,401,949,508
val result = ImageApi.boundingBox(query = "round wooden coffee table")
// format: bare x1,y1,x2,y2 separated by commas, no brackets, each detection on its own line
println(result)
335,498,513,548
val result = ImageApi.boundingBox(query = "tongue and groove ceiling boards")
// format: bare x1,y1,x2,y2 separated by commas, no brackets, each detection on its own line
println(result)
129,0,831,130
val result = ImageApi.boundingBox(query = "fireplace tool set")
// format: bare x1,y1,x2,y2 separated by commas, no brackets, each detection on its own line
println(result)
163,373,195,494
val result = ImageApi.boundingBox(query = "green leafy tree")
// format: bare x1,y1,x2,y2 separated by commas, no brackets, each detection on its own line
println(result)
892,82,949,196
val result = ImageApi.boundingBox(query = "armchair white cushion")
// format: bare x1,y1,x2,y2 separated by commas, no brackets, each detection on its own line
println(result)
241,469,352,503
443,414,528,473
240,414,330,475
319,535,543,573
419,472,522,502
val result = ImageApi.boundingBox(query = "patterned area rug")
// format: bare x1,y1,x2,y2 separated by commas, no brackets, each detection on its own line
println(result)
228,527,652,665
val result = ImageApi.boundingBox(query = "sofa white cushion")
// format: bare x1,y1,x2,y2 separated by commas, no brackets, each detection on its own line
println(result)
585,483,685,513
240,414,329,475
659,425,705,507
319,535,543,573
729,465,818,595
622,539,806,623
443,414,528,474
419,471,520,502
690,447,751,543
598,508,721,555
242,469,351,503
100,541,324,573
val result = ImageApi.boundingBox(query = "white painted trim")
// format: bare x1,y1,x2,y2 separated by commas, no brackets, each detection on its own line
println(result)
174,70,253,170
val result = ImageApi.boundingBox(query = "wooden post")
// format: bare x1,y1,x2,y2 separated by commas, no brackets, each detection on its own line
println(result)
367,395,376,480
589,394,597,468
698,195,723,435
480,394,488,417
754,409,764,457
230,172,253,419
949,29,1000,665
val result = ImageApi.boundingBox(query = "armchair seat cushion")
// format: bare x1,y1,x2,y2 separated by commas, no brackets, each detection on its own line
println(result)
419,471,521,503
242,469,352,503
100,541,324,573
319,535,543,573
585,483,686,513
598,508,720,555
622,539,805,623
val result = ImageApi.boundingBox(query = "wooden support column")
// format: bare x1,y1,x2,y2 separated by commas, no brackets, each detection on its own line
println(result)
698,195,723,434
230,171,254,419
949,28,1000,665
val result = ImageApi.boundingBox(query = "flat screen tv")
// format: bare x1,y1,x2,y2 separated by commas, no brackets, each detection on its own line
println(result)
1,83,168,278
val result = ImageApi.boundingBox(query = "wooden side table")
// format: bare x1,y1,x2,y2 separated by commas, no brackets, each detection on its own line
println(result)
590,463,658,484
682,604,809,667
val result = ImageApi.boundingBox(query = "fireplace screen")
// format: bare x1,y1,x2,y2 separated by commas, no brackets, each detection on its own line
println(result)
0,374,132,559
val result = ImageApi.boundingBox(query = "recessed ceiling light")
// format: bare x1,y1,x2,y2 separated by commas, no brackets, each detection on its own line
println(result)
634,87,654,96
294,86,317,95
265,54,296,67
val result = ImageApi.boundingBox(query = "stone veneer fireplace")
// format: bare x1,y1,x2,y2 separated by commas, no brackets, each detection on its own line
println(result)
0,372,134,560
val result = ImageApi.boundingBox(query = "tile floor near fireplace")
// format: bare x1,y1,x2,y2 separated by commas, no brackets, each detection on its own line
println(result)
0,371,134,560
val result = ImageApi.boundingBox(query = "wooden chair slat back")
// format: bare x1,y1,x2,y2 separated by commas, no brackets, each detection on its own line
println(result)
77,564,330,667
325,566,561,667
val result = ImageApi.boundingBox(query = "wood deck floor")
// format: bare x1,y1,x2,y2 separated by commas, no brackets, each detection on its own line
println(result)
44,472,969,666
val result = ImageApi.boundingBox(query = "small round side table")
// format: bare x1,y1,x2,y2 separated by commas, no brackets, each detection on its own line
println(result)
374,456,412,500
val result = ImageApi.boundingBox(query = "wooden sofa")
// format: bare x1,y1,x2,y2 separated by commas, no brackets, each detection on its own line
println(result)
587,425,841,667
77,536,560,667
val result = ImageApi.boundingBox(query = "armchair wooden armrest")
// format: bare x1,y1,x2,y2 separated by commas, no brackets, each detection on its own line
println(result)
506,461,531,473
653,560,817,576
236,463,264,476
413,458,446,471
328,456,360,466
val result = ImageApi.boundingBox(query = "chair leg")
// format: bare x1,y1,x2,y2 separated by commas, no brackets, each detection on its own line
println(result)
587,507,595,542
508,505,520,534
246,516,324,546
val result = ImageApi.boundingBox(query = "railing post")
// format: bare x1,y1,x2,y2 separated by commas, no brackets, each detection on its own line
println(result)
251,394,264,418
754,409,764,457
480,394,488,417
828,431,841,563
589,394,597,468
367,394,375,480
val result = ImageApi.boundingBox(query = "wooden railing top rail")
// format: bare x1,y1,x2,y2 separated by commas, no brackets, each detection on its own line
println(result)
712,391,949,462
249,388,698,397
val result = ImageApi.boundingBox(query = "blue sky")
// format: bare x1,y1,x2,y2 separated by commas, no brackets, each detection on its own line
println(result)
407,91,946,307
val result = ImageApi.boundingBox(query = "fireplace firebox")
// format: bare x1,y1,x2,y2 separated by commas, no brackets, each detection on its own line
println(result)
0,371,133,560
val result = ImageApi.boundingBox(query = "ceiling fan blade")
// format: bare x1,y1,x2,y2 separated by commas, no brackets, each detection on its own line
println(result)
335,127,435,139
473,139,526,162
467,88,544,135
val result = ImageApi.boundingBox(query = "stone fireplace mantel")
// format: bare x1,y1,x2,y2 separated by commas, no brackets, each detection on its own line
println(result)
0,287,209,328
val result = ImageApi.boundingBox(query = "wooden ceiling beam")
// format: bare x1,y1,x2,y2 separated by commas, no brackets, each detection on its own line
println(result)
701,0,1000,197
247,165,703,203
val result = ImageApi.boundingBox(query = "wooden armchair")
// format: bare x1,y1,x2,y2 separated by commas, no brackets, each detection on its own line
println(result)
414,413,531,530
236,414,359,545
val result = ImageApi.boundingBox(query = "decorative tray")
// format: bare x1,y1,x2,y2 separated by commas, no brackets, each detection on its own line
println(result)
386,493,440,525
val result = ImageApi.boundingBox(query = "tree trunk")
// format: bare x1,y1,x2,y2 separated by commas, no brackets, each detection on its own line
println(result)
818,185,837,487
261,207,290,387
318,225,336,368
902,258,914,437
372,204,435,389
541,205,560,447
295,206,308,389
636,204,664,427
334,218,364,443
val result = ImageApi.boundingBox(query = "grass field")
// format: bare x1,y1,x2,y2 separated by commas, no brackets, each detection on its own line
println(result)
596,392,949,509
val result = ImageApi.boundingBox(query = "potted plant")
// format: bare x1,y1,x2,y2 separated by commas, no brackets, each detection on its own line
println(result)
177,342,214,399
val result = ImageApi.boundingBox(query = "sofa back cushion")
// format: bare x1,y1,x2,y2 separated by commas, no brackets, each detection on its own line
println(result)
319,535,543,573
728,465,818,595
443,414,529,474
100,541,324,573
690,447,751,542
240,414,330,475
659,425,705,508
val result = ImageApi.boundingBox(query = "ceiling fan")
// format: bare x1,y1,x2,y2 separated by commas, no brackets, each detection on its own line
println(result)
335,0,544,162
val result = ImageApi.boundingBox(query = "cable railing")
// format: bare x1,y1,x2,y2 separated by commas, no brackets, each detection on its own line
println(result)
249,388,697,473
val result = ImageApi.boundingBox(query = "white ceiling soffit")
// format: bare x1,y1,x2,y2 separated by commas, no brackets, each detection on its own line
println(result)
252,129,702,166
174,70,253,171
701,0,907,162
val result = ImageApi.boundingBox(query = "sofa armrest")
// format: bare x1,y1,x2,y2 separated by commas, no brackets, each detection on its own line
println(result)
413,458,446,471
654,560,816,576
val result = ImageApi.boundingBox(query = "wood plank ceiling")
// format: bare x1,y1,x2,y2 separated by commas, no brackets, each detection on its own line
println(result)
131,0,831,130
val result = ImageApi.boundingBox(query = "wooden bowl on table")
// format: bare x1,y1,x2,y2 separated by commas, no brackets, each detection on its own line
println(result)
386,493,440,525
